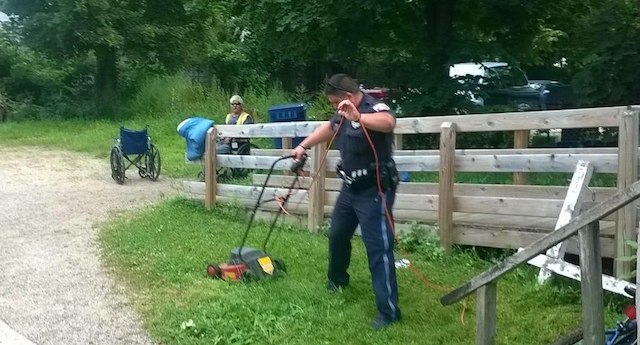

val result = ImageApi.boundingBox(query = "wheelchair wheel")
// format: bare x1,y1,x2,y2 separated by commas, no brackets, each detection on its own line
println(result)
147,144,161,181
231,143,255,178
110,147,125,184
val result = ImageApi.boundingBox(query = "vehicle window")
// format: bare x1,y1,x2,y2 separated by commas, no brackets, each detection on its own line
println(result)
485,66,528,88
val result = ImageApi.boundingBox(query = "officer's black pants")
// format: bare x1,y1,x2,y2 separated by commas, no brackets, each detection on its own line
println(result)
328,184,401,321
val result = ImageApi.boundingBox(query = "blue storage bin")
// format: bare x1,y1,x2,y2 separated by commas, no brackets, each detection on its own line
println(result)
269,103,307,149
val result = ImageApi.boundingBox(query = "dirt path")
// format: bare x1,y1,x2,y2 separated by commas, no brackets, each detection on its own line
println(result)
0,147,181,345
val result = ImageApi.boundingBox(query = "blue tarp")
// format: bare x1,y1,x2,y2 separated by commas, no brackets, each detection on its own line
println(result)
177,117,215,161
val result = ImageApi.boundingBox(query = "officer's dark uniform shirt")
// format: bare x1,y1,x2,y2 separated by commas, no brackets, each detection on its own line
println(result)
331,93,395,173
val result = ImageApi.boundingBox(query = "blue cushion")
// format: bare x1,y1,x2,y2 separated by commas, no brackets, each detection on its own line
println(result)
177,117,215,161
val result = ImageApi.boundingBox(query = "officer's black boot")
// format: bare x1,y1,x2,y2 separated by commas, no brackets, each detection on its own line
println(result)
370,311,402,330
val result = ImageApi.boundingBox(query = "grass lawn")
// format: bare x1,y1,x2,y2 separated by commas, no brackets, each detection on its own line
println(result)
100,198,624,345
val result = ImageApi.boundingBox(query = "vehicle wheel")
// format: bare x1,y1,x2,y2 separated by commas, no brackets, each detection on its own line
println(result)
241,270,255,282
549,327,583,345
148,144,161,181
110,147,125,184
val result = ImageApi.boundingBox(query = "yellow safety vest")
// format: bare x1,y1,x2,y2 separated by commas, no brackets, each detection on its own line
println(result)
225,112,252,125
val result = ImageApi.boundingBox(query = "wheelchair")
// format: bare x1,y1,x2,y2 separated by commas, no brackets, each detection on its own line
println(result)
110,126,161,184
225,138,258,178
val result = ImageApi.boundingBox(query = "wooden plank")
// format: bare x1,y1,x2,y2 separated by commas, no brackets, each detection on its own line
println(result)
217,106,628,137
454,196,563,217
232,151,618,173
216,121,324,138
395,106,625,133
526,253,635,298
396,153,619,173
453,226,616,258
579,221,605,345
615,109,639,277
205,127,217,209
308,143,327,232
440,179,640,306
538,160,594,283
252,175,615,200
216,154,314,170
439,122,456,254
253,147,620,157
513,130,529,185
476,282,497,345
451,153,617,173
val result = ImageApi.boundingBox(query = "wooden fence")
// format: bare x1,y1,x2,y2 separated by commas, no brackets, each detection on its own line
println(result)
183,105,640,276
440,179,640,345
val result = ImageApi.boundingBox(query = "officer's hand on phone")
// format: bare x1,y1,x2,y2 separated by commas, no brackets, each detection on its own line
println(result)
337,100,361,122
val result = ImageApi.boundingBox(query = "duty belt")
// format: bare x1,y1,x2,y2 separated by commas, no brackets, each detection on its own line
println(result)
336,161,399,192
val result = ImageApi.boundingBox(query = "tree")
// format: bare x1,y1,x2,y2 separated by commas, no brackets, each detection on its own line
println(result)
2,0,228,116
233,0,572,113
569,0,640,106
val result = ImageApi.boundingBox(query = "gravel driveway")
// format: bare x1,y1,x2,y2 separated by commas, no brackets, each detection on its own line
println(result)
0,147,181,345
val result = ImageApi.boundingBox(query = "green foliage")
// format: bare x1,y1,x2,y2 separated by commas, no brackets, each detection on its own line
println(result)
1,0,233,118
616,239,638,278
1,0,639,119
397,222,445,261
126,74,209,119
570,0,640,106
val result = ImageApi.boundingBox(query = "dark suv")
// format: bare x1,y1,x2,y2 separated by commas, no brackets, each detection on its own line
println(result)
450,62,574,111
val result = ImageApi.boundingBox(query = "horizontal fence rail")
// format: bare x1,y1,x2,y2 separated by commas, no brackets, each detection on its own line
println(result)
215,106,632,138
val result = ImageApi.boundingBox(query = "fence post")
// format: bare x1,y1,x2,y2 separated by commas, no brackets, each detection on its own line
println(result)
394,133,404,152
282,137,293,150
308,142,327,232
205,127,217,209
513,130,529,185
579,221,605,345
615,108,639,277
439,122,456,254
476,282,497,345
282,138,293,176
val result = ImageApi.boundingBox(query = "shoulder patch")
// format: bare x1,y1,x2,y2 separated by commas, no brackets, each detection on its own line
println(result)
372,103,391,112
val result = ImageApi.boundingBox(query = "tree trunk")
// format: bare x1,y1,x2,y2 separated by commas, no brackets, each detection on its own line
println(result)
95,44,118,117
426,0,456,83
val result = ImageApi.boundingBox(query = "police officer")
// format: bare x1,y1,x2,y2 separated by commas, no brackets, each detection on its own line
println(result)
291,73,401,330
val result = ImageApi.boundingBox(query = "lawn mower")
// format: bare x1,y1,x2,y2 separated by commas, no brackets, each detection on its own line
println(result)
207,154,308,282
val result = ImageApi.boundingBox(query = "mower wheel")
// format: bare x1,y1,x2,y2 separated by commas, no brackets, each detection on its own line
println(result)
241,270,255,282
273,258,287,274
207,263,222,279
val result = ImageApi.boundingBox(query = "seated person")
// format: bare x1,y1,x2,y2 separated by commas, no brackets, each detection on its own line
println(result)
217,94,254,154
